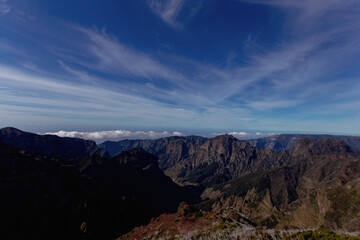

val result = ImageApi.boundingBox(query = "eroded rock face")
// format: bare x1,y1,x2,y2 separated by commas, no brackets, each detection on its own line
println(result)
99,135,208,168
201,139,360,231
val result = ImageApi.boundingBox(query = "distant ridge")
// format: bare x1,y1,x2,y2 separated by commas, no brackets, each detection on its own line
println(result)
100,133,360,158
99,133,360,187
247,133,360,151
0,127,109,160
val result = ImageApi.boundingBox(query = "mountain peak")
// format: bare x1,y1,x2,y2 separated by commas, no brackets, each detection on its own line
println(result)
211,134,239,146
0,127,25,135
213,134,237,140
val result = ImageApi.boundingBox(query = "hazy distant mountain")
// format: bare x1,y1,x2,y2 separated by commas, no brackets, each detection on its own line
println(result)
0,127,109,160
248,133,360,151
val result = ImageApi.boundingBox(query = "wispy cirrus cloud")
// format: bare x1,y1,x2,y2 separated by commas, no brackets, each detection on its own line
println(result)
0,0,10,14
148,0,187,29
0,64,197,125
231,0,360,112
247,100,302,111
45,130,184,142
78,27,186,84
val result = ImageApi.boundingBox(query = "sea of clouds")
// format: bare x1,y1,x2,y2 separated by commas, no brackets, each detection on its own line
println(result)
45,130,184,142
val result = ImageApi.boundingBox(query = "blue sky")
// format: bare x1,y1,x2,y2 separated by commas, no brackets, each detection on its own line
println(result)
1,0,360,140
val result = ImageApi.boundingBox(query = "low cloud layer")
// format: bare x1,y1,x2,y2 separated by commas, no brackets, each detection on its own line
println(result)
44,130,184,142
212,131,278,140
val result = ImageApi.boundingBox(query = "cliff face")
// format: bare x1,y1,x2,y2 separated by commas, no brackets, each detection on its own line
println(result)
101,135,290,186
202,138,360,231
100,134,360,193
163,135,293,187
99,135,208,169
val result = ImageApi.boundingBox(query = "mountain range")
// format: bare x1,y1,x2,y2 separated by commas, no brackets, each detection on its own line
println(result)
1,127,360,239
99,134,360,187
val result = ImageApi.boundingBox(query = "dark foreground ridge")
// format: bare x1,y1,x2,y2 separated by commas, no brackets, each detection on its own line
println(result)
0,130,193,239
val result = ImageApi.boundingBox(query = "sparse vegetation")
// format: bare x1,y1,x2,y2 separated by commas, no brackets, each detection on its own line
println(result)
282,229,360,240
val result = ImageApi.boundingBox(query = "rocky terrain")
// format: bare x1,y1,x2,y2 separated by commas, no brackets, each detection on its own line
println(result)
121,203,360,240
123,138,360,239
200,138,360,231
100,134,360,188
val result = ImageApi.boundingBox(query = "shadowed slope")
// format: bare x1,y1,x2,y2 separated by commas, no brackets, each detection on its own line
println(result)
0,127,108,160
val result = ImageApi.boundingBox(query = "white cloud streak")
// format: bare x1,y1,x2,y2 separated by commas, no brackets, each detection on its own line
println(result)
148,0,186,29
247,100,302,111
78,27,185,84
44,130,184,142
0,0,10,14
